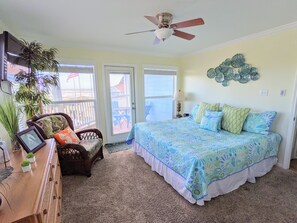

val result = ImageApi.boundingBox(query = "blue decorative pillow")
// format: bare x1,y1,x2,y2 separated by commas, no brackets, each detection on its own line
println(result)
243,111,277,134
204,110,224,130
200,111,223,132
191,104,200,119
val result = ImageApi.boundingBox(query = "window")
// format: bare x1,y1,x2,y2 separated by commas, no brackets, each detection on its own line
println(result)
45,64,97,131
144,68,176,121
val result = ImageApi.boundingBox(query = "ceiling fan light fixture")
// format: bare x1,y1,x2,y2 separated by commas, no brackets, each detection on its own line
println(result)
154,28,174,41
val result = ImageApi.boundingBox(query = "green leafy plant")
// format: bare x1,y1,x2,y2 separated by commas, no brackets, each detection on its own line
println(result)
0,99,19,142
21,160,30,167
15,40,59,118
26,152,35,159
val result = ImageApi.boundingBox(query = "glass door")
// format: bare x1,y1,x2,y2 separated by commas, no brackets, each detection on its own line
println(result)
104,66,135,143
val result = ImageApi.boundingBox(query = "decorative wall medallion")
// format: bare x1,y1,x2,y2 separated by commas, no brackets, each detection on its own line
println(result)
207,54,260,87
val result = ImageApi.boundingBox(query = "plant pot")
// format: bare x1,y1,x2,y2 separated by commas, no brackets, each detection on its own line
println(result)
21,164,31,172
28,156,36,163
11,138,21,152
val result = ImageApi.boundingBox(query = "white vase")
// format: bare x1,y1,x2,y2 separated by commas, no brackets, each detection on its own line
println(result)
21,164,31,172
28,156,36,163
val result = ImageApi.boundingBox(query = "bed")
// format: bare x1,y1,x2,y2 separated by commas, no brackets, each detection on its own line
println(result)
127,117,282,205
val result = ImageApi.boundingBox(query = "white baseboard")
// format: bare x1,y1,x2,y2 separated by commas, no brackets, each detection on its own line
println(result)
276,161,286,169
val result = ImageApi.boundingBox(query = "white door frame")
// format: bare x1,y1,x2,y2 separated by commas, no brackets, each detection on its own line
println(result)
103,65,136,143
285,69,297,169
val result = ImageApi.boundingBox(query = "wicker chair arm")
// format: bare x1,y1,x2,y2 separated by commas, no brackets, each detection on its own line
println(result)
76,128,103,140
57,143,89,160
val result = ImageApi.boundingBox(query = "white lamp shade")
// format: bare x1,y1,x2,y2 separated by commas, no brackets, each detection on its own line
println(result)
174,90,185,101
154,28,174,40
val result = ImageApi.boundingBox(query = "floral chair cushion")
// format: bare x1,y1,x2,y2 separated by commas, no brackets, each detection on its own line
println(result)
36,115,69,138
36,118,53,138
80,138,103,159
50,115,69,133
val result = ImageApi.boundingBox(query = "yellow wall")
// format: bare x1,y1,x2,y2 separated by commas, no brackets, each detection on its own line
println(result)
53,48,180,141
181,29,297,167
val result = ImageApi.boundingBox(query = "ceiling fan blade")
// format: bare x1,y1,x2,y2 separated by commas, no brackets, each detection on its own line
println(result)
144,16,159,26
171,18,204,29
125,29,155,35
153,37,161,45
172,30,195,40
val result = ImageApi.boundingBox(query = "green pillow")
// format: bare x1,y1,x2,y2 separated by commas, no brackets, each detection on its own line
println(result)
222,104,251,134
195,102,219,123
36,118,54,138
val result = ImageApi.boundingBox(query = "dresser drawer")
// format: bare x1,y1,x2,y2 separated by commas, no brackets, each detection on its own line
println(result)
50,152,59,178
40,167,54,223
47,188,58,223
54,190,62,223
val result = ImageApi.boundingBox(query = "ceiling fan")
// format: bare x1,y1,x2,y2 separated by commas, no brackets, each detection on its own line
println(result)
125,12,204,44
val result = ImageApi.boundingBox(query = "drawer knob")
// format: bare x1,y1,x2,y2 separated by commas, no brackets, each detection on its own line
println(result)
57,212,60,217
58,196,61,200
43,209,48,215
55,181,58,185
52,164,55,168
49,177,53,182
53,195,56,200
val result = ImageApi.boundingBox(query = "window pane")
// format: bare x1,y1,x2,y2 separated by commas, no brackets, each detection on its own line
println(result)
144,74,174,97
109,73,132,135
50,72,95,101
145,98,173,121
44,66,97,131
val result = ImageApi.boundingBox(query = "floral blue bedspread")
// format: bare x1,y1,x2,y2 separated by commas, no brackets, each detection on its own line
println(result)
127,117,282,200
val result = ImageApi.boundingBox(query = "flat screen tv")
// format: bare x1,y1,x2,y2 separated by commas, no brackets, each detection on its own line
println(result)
0,31,29,82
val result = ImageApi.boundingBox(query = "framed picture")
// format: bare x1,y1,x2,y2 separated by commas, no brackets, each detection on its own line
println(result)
15,126,46,153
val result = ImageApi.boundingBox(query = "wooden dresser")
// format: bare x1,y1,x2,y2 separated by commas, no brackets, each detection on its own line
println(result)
0,139,62,223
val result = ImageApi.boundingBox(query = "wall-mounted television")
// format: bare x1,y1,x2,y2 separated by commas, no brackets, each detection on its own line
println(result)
0,31,29,82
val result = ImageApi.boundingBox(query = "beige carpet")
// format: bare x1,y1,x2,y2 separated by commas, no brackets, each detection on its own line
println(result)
290,159,297,171
62,149,297,223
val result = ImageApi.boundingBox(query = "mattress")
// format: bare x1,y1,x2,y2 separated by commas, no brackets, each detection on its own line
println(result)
127,117,282,203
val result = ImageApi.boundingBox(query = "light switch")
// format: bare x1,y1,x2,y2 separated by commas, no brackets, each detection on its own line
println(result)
260,89,269,96
280,90,286,96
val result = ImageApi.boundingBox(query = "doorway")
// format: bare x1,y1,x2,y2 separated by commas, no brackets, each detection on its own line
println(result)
104,65,136,143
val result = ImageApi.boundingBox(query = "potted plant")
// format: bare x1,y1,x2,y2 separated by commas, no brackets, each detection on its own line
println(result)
21,160,31,172
26,152,36,163
15,40,59,119
0,99,20,151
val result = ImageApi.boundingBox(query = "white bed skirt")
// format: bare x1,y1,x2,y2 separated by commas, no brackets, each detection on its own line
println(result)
132,140,277,206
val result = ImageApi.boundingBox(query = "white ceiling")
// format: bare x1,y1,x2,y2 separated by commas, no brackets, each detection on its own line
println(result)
1,0,297,56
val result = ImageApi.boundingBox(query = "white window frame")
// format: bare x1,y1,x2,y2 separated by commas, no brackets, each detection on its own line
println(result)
143,65,178,121
46,61,100,130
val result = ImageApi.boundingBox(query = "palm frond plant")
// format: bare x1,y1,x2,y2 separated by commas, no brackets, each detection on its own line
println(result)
0,99,19,149
15,40,59,119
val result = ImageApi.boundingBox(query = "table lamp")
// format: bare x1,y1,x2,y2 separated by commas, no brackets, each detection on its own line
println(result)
174,90,185,118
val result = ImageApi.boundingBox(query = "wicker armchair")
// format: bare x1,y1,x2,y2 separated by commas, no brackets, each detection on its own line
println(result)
27,112,104,177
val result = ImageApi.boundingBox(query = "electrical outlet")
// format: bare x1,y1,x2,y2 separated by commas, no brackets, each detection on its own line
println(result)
260,89,269,96
280,90,286,96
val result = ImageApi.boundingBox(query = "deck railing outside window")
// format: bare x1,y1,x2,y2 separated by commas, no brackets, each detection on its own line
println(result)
44,99,96,131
